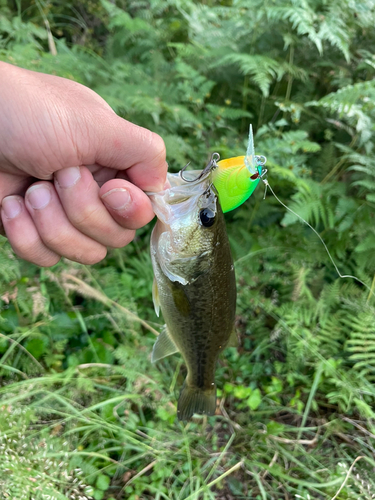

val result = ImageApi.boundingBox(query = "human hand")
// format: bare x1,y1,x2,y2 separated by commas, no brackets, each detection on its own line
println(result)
0,62,167,266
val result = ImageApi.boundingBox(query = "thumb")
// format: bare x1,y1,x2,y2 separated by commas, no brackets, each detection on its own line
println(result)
90,114,168,192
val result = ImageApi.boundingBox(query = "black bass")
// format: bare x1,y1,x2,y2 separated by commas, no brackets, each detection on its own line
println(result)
149,166,236,421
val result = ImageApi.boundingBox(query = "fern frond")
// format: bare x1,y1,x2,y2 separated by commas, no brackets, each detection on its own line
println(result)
206,104,252,120
281,180,338,229
317,11,350,61
211,53,286,97
345,308,375,380
269,1,322,54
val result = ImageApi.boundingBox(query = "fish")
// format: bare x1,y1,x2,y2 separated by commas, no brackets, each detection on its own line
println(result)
148,167,237,421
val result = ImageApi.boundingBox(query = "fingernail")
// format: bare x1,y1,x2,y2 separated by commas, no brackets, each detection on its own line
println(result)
2,196,22,219
55,167,81,188
27,185,51,209
101,188,131,210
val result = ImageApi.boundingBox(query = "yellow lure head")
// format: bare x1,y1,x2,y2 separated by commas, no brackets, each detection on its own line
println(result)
212,125,265,213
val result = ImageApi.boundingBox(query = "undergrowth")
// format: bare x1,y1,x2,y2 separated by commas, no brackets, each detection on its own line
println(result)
1,0,375,498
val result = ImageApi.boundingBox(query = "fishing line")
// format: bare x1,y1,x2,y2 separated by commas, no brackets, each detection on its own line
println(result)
263,178,374,298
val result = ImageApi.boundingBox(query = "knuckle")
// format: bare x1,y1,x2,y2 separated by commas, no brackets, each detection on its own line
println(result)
138,128,166,160
73,246,107,265
110,230,135,249
82,249,107,265
12,235,39,258
38,224,107,264
38,255,61,267
41,230,68,249
69,204,102,229
151,133,166,160
42,231,107,265
13,240,60,267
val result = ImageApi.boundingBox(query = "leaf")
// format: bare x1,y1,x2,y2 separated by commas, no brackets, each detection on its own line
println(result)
25,338,47,360
212,53,287,96
96,474,110,491
247,389,262,410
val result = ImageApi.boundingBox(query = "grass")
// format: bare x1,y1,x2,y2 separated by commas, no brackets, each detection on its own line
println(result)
1,0,375,497
1,239,375,500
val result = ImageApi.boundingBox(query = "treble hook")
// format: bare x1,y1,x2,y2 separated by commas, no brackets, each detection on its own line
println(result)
180,152,220,183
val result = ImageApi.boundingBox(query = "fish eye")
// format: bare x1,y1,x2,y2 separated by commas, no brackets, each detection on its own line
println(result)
250,172,259,180
199,208,216,227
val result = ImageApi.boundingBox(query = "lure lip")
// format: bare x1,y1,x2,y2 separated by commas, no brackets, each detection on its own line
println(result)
244,124,267,178
244,124,256,175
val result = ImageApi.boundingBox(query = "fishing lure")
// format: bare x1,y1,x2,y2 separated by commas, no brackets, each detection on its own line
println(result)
212,125,267,213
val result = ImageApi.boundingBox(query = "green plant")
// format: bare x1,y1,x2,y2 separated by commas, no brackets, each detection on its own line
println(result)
1,0,375,498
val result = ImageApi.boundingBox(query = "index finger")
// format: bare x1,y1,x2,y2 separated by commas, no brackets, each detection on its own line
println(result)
92,116,168,192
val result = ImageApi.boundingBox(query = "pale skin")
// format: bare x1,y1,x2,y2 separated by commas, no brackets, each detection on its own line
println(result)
0,62,167,266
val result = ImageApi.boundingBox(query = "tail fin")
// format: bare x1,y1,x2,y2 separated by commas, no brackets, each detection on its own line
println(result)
177,383,217,421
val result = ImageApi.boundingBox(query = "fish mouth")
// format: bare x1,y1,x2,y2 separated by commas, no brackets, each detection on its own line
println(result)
146,169,211,198
147,157,218,228
147,170,215,214
146,153,219,198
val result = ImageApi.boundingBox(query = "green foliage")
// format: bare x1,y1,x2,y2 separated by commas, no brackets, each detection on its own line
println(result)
1,0,375,498
0,405,94,500
346,305,375,381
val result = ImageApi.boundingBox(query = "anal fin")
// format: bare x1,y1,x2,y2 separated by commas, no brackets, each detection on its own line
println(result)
152,326,179,363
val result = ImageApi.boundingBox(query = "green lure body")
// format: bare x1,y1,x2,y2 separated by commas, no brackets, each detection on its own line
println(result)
212,155,262,213
212,125,264,213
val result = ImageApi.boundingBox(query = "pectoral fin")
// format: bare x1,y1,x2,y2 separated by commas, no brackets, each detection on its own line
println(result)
152,326,179,363
152,278,160,317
